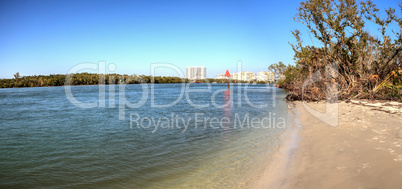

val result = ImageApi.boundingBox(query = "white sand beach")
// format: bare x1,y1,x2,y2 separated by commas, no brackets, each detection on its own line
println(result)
257,100,402,188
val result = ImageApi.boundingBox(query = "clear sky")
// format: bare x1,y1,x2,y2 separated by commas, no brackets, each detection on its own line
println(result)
0,0,400,78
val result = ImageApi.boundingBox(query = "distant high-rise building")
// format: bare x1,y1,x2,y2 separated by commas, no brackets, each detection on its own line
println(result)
186,66,206,80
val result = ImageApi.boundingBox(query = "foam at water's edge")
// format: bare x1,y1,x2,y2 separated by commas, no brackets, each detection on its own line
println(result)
252,103,302,188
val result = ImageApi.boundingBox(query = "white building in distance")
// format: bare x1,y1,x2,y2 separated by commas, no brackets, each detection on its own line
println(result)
215,71,275,82
186,66,206,80
231,71,255,81
256,71,275,82
216,73,225,79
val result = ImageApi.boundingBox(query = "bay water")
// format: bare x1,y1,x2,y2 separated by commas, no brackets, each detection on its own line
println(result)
0,83,292,188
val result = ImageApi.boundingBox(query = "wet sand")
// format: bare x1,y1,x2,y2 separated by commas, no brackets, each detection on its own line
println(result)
257,101,402,188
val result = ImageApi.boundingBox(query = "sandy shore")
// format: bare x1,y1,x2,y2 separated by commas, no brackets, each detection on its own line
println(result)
257,100,402,188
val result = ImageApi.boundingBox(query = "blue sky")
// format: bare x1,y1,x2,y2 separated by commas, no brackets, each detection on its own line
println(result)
0,0,400,78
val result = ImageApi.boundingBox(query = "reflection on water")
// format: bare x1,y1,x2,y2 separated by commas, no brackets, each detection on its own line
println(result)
224,90,232,125
0,84,291,188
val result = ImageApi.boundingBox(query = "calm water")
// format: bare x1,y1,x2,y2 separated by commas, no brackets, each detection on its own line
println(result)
0,83,292,188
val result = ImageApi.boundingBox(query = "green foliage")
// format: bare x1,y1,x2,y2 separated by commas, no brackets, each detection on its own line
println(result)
284,0,402,100
268,61,287,76
278,64,308,86
0,73,186,88
0,73,274,88
380,73,402,101
13,72,20,80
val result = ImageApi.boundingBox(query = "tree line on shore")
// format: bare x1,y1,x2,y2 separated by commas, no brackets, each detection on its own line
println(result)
0,72,271,88
0,73,187,88
273,0,402,101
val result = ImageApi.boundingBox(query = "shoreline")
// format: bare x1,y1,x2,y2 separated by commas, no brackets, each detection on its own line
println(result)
257,100,402,188
253,102,301,188
0,82,273,90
